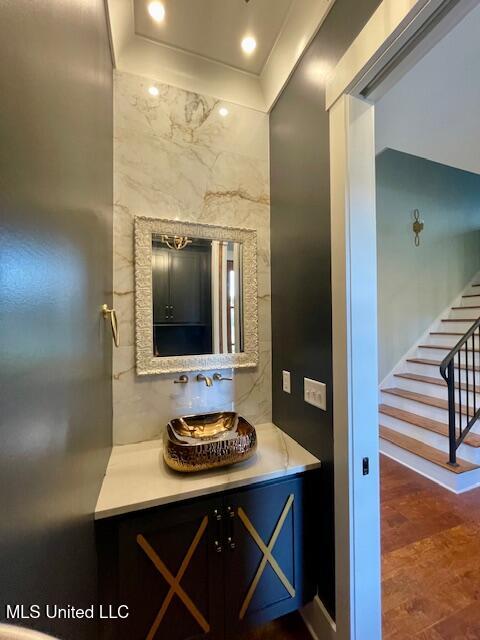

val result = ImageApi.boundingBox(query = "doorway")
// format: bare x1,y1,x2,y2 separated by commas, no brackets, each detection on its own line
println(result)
375,5,480,637
327,1,480,638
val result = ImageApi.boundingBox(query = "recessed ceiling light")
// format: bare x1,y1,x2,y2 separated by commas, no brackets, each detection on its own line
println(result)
241,36,257,55
219,107,229,117
148,86,159,97
148,1,165,22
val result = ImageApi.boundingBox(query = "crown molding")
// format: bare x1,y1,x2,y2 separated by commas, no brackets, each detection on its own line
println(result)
106,0,335,112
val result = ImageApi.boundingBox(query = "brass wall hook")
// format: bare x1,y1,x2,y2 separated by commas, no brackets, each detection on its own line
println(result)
413,209,424,247
102,304,120,347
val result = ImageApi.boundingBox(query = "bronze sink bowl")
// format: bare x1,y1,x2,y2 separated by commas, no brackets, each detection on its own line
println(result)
163,412,257,472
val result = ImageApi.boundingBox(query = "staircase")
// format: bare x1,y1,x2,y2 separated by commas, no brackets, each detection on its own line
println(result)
379,280,480,493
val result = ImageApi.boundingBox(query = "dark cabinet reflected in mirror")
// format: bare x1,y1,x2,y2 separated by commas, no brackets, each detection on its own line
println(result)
152,233,244,357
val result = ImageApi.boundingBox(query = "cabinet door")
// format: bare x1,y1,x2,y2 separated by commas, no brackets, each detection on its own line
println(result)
169,245,211,325
117,498,224,640
152,244,171,324
223,476,316,636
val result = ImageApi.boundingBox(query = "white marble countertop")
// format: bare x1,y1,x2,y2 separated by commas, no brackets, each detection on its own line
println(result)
95,423,320,520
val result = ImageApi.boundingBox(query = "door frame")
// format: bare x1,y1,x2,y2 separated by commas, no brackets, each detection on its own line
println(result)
325,1,480,639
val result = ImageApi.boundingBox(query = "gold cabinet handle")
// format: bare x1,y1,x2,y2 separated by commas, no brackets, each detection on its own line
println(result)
102,304,120,347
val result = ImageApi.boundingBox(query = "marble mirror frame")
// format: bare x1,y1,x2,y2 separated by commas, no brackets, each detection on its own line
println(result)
134,216,259,375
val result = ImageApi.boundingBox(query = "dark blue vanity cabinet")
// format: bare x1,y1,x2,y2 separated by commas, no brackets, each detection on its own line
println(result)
97,472,318,640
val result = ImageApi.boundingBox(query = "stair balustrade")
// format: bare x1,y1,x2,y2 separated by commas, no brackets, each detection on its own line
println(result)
440,317,480,466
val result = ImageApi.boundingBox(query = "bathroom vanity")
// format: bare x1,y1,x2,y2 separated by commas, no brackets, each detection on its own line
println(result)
95,423,321,640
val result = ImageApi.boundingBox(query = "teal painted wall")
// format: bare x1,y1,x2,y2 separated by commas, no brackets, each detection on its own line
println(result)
376,149,480,381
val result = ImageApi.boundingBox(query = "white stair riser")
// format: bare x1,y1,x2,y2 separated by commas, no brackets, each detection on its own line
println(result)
379,440,480,493
416,346,480,365
449,307,480,320
393,377,446,399
393,377,480,406
466,421,480,435
381,391,450,423
383,393,480,430
439,320,476,333
379,413,480,464
406,361,444,378
427,334,466,348
406,361,480,384
461,295,480,303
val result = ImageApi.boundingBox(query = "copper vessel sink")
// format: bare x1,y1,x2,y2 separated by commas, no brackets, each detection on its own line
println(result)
163,412,257,472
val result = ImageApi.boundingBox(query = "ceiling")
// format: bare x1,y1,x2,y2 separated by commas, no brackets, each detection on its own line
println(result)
134,0,294,75
376,2,480,175
106,0,335,111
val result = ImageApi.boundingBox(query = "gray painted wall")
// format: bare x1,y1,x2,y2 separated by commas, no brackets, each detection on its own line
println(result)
0,1,113,638
270,0,382,618
377,149,480,380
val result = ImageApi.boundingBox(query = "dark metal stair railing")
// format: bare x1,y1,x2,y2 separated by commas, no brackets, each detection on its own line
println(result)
440,317,480,466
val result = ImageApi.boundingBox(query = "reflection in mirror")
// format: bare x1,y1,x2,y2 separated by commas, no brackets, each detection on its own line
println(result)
152,234,244,357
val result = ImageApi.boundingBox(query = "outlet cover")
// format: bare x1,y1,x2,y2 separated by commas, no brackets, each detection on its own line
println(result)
304,378,326,411
282,370,291,394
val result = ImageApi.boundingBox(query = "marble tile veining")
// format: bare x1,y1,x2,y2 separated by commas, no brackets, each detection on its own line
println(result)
113,71,271,444
95,423,321,520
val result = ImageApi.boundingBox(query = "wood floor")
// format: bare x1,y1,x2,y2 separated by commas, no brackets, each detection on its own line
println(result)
244,455,480,640
382,454,480,639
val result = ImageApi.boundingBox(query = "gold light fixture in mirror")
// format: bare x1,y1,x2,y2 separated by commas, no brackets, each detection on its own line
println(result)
160,235,192,251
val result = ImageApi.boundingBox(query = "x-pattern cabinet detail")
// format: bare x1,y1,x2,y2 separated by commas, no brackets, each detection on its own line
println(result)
97,473,318,640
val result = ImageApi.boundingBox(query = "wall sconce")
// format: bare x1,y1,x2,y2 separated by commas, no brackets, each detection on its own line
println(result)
412,209,424,247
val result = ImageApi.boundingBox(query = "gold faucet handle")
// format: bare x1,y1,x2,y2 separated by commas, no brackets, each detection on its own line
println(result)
213,373,233,382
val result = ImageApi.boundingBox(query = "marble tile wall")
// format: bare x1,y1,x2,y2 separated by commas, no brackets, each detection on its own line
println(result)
113,71,271,444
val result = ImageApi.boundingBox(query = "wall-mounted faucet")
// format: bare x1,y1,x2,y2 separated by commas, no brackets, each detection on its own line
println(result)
196,373,213,387
213,373,233,382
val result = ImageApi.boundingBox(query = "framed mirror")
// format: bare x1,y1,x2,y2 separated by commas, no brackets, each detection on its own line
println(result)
134,216,259,375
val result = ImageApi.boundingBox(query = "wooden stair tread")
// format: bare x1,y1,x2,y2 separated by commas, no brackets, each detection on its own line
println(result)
430,332,463,336
473,284,480,287
382,387,475,417
395,372,474,392
379,426,479,473
463,294,480,298
395,372,446,387
407,357,480,372
452,305,480,310
442,318,477,323
379,403,480,447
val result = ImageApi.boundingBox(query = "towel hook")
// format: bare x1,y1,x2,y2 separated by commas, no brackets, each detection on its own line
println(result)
102,304,120,347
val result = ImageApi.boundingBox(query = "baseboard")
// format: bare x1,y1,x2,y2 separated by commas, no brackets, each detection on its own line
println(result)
301,596,336,640
379,446,480,494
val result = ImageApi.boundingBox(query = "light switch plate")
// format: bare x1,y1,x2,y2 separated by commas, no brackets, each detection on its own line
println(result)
304,378,327,410
282,370,291,394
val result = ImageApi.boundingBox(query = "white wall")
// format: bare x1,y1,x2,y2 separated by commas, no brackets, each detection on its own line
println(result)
375,3,480,176
113,71,271,445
